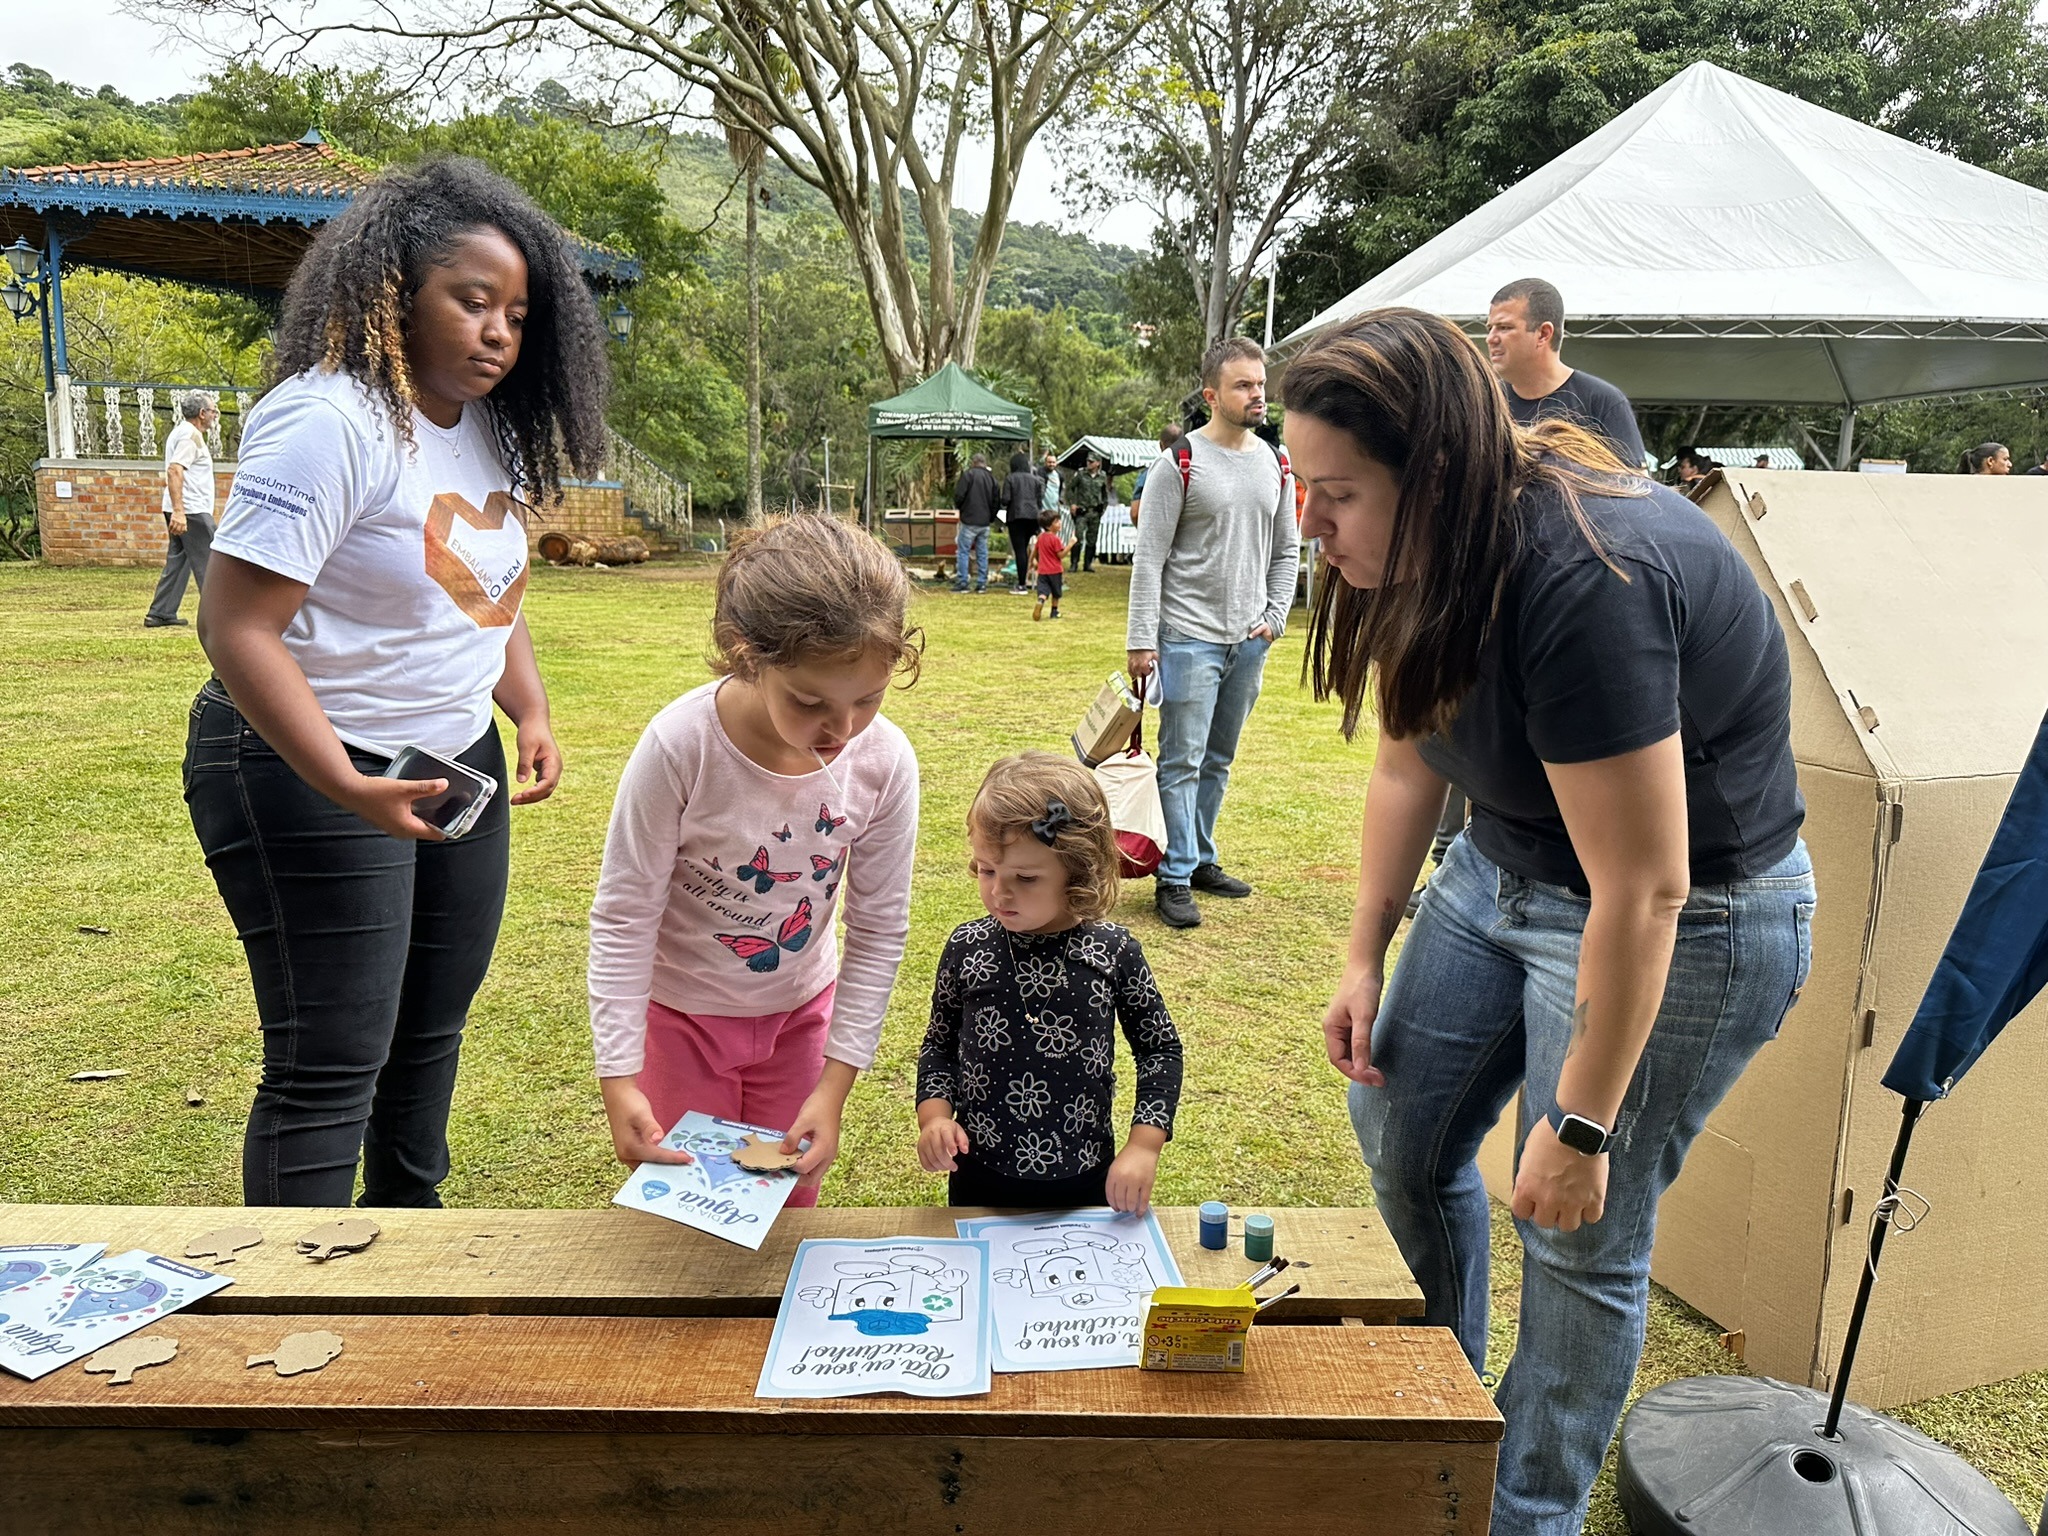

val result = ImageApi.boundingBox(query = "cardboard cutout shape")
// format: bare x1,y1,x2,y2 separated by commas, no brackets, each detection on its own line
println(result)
83,1334,178,1385
247,1330,345,1377
294,1219,380,1263
184,1226,264,1266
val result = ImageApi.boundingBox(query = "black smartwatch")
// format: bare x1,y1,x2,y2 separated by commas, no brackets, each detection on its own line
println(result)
1547,1106,1613,1156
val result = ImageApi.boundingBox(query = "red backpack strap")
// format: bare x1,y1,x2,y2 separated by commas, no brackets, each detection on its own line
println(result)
1274,444,1291,480
1175,440,1193,493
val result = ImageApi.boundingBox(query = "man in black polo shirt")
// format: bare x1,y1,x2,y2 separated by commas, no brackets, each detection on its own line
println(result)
1486,277,1646,467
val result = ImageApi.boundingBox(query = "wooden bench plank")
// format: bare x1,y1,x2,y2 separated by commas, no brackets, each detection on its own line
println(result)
0,1429,1497,1535
0,1205,1422,1320
0,1317,1498,1441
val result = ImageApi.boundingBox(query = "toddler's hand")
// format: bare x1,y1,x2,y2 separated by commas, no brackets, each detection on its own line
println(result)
1106,1142,1161,1215
918,1116,971,1174
598,1078,694,1169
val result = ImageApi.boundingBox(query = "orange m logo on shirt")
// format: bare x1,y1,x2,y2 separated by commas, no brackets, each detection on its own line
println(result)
424,491,529,628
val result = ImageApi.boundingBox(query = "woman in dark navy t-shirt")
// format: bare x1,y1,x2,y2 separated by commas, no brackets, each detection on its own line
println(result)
1284,308,1813,1536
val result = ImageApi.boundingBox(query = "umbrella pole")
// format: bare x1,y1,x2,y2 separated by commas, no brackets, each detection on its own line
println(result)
1822,1096,1927,1439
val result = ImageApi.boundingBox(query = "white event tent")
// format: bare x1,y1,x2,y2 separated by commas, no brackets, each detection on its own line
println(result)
1279,62,2048,465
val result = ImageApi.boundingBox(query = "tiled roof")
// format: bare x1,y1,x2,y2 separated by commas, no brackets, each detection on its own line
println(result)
10,139,369,195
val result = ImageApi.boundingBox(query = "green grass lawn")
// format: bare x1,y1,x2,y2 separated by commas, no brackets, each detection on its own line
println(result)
2,559,2040,1530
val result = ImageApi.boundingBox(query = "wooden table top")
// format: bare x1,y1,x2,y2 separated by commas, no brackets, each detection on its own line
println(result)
0,1204,1422,1321
0,1316,1498,1440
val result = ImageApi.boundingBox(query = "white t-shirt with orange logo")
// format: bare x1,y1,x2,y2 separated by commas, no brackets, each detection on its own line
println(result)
214,368,530,758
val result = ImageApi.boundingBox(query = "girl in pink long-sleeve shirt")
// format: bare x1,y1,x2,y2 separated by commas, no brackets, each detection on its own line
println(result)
588,517,922,1203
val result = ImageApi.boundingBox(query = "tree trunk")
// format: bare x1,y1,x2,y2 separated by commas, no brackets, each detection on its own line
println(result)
745,159,764,522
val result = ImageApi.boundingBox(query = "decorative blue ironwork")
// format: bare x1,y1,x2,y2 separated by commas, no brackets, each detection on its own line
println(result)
0,173,640,283
0,171,357,227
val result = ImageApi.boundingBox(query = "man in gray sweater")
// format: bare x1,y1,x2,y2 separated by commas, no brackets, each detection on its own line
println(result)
1126,337,1299,929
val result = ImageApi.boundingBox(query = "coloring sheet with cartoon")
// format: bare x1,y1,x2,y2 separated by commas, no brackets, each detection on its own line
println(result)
0,1243,106,1295
955,1209,1182,1372
612,1110,803,1251
756,1238,992,1398
0,1250,231,1381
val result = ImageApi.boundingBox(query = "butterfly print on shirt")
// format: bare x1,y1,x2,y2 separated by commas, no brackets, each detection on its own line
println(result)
715,896,815,974
772,823,793,843
736,845,802,895
816,803,847,835
811,850,846,901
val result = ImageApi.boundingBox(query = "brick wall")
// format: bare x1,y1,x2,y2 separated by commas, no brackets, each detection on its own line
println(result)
531,480,631,552
35,464,631,566
36,461,239,568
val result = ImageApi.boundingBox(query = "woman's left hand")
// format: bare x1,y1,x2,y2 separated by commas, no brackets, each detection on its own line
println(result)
510,715,563,805
1511,1116,1609,1232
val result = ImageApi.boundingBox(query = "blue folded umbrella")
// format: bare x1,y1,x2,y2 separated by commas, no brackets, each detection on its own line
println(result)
1883,711,2048,1102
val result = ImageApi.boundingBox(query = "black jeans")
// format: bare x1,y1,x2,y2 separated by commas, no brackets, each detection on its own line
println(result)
948,1157,1109,1209
1008,517,1036,585
182,680,511,1208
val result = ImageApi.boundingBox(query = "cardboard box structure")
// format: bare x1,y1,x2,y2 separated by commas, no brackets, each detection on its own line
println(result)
1478,469,2048,1407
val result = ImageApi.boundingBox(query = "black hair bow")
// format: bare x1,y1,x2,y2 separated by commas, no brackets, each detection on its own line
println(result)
1031,800,1072,846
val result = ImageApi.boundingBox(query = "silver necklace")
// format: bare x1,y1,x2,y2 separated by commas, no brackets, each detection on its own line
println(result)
1002,925,1072,1031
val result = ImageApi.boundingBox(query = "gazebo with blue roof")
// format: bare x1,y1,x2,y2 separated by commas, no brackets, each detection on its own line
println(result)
0,130,639,461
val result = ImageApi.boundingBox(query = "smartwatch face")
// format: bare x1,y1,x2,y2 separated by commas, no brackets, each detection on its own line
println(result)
1556,1114,1610,1156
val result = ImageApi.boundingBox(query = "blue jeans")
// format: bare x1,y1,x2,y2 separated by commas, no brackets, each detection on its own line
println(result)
1153,627,1272,883
1350,832,1814,1534
954,523,989,589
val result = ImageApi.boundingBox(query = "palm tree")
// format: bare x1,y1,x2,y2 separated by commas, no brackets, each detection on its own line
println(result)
717,97,767,522
704,4,789,523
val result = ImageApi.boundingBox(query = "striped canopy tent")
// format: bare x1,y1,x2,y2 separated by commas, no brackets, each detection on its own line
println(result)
0,132,640,459
1054,435,1161,474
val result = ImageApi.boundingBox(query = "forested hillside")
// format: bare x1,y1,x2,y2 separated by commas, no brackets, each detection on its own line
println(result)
0,65,1175,519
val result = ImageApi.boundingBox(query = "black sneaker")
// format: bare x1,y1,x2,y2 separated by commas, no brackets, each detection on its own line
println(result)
1190,863,1253,898
1155,882,1201,929
142,616,190,628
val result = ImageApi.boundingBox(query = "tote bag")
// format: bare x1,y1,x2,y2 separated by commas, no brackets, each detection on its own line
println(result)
1093,677,1166,879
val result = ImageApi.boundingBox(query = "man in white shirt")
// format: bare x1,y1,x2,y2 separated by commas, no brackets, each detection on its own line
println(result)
144,391,220,628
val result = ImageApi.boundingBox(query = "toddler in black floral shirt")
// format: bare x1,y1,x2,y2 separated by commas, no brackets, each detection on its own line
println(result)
917,751,1183,1211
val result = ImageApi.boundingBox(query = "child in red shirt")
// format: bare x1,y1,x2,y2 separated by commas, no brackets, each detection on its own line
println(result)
1033,508,1068,622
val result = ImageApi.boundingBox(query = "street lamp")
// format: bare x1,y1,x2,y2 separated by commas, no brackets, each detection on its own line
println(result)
606,300,634,343
1,236,39,322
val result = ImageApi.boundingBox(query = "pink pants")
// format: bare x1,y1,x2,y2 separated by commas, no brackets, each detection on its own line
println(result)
640,983,835,1208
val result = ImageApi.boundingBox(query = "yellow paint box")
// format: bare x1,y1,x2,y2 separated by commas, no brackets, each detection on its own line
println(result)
1140,1285,1256,1373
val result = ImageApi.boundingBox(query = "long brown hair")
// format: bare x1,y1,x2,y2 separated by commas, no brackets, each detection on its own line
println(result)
1287,307,1644,741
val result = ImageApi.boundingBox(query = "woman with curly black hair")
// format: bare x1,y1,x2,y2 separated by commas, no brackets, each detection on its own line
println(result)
187,156,609,1207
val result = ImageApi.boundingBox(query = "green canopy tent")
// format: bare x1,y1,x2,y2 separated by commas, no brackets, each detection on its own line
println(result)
863,362,1033,529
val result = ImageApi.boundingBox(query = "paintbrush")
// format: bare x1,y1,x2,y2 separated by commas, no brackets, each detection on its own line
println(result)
1241,1256,1290,1292
1253,1282,1302,1312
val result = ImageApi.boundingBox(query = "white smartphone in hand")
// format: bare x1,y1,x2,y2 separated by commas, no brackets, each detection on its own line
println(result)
383,745,498,839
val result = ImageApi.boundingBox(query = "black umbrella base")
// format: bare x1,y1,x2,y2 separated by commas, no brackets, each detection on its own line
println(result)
1617,1375,2030,1535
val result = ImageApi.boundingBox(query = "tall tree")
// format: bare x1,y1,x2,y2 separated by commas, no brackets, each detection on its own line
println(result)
1067,0,1441,351
140,0,1144,387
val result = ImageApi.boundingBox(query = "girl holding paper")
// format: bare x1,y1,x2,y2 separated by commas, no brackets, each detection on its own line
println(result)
587,516,922,1204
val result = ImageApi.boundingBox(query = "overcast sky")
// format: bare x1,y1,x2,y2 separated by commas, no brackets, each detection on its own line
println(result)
11,0,1160,250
